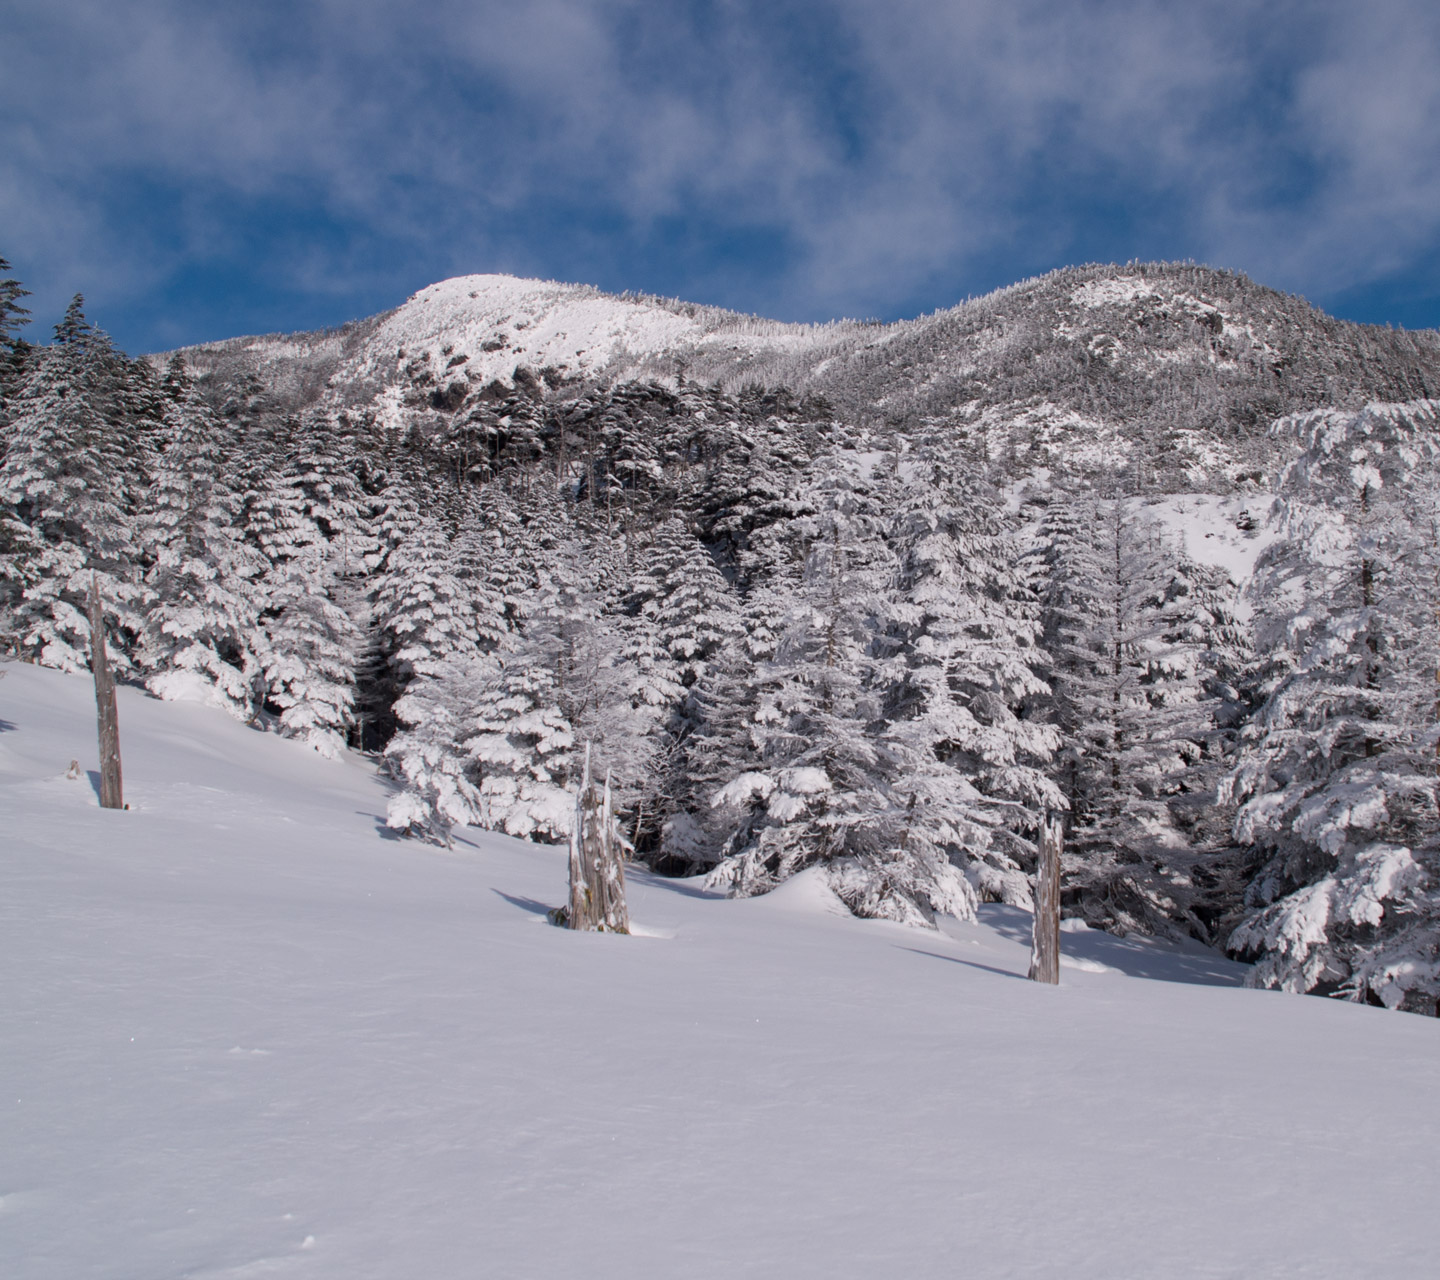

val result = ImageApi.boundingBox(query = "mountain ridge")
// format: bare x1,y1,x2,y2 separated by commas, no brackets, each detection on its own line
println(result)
175,260,1440,490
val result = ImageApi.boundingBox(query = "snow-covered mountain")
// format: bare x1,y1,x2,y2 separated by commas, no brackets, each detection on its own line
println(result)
180,262,1440,487
6,260,1440,1017
181,272,857,425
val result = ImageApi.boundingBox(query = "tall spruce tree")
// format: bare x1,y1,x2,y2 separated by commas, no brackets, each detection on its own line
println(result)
1031,487,1232,936
0,255,32,390
139,354,265,715
1226,404,1440,1007
0,298,152,669
704,447,976,926
880,448,1062,907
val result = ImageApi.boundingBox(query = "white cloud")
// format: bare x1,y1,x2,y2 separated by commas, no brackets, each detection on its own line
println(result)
5,0,1440,335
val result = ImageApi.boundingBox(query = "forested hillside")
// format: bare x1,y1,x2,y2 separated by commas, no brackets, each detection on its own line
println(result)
3,255,1439,1014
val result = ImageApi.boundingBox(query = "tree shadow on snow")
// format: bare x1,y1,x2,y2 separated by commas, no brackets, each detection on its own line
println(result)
971,904,1247,988
493,890,555,917
87,770,103,802
359,811,480,850
624,868,725,900
360,809,407,842
896,947,1029,982
0,718,15,733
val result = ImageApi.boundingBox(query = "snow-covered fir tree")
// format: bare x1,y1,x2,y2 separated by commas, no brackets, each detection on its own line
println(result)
379,502,510,843
459,500,601,840
0,255,32,392
880,445,1062,906
239,412,371,755
704,447,978,926
0,298,153,669
138,354,265,716
257,550,362,757
618,516,742,850
383,647,496,846
1225,403,1440,1009
373,514,477,691
1030,486,1243,937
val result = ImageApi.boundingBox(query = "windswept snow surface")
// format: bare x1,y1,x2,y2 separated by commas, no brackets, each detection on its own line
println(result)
3,664,1437,1280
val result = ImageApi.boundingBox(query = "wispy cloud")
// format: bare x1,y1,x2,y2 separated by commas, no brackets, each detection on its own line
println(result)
4,0,1439,347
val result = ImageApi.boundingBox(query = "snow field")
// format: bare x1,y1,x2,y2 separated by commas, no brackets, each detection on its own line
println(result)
3,663,1437,1279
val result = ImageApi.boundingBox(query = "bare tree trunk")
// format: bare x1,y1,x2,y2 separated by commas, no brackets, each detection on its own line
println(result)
1028,809,1062,983
594,771,629,932
566,744,629,933
566,796,593,927
87,576,124,811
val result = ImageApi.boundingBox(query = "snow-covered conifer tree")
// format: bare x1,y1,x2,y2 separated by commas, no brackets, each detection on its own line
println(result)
138,354,265,715
880,450,1062,906
0,255,32,392
373,515,476,691
633,517,743,693
451,497,513,653
258,550,361,757
383,648,496,845
1226,404,1440,1008
1033,487,1227,936
376,508,509,840
244,430,324,570
240,415,368,754
705,449,976,925
460,507,597,840
618,517,742,851
0,298,151,669
465,653,578,841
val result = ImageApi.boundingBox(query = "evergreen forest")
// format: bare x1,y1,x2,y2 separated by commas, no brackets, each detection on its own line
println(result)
4,255,1439,1016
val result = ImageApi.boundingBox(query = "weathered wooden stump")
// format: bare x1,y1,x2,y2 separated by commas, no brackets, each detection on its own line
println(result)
1028,809,1062,983
87,576,124,811
565,745,629,933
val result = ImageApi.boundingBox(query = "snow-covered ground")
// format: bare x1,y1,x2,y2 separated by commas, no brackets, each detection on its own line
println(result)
1144,491,1281,615
3,663,1436,1279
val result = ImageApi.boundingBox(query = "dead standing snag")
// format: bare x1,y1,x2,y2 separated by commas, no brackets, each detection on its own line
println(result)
88,576,124,811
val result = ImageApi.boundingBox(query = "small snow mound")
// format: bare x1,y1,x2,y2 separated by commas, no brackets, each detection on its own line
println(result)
754,867,851,917
1060,917,1092,933
1060,954,1114,973
146,668,244,716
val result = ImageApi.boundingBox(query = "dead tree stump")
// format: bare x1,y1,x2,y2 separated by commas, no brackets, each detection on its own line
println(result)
1028,809,1062,983
87,577,124,811
566,745,629,933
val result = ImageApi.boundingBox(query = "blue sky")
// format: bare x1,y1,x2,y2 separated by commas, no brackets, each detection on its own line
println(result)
4,0,1440,353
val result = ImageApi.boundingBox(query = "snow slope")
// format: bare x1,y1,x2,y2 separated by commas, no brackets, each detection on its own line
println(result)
3,663,1437,1279
364,275,811,383
307,274,863,429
